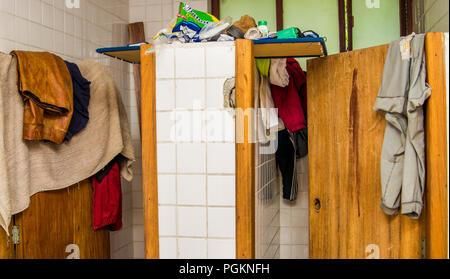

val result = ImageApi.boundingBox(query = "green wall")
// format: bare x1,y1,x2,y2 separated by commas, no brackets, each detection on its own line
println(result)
353,0,400,50
220,0,277,32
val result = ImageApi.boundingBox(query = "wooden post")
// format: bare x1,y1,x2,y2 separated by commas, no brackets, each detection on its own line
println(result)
140,44,160,259
276,0,284,31
425,32,448,259
235,39,256,259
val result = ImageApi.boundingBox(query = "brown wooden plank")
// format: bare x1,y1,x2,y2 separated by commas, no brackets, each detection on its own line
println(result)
235,39,256,259
308,44,422,259
129,22,146,44
211,0,220,19
129,23,146,132
102,50,140,64
14,180,110,259
140,44,160,259
253,42,324,58
0,224,13,259
276,0,284,31
425,32,448,259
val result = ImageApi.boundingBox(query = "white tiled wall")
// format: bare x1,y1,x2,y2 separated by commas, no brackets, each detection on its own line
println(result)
255,152,281,259
279,156,309,259
155,41,236,259
128,0,210,259
0,0,135,259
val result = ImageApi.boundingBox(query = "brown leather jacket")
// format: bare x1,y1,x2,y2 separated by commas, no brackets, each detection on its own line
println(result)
11,51,73,144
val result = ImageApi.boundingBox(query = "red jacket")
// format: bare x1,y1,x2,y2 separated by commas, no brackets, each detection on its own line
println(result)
271,58,307,133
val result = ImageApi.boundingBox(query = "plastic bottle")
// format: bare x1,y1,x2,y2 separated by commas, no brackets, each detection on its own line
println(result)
257,20,269,38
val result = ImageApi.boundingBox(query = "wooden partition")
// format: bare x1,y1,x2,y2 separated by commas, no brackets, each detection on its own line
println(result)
424,32,448,259
141,35,447,259
0,180,110,259
235,39,256,259
307,33,447,259
140,44,160,259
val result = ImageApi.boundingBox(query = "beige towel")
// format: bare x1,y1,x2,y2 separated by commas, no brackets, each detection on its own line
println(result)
0,53,135,234
270,58,289,87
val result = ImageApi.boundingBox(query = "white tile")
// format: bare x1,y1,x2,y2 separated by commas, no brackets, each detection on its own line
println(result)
175,79,206,109
28,0,41,23
292,245,309,259
208,239,235,259
205,110,235,143
159,238,177,259
130,6,145,22
207,143,235,174
177,175,206,205
133,241,145,259
279,245,292,259
146,4,162,21
205,45,235,77
207,207,235,238
177,143,206,173
206,78,227,108
157,143,176,173
158,206,177,236
177,206,207,237
157,111,176,142
178,238,207,259
175,46,205,78
156,46,175,79
158,175,176,204
156,80,175,111
207,176,235,206
291,209,308,227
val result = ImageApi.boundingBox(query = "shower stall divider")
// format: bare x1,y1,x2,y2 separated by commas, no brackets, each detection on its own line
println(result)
140,34,447,259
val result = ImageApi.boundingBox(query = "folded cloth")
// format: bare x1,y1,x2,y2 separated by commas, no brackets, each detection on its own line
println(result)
10,51,73,144
64,61,91,141
270,58,289,87
93,162,122,231
0,53,135,234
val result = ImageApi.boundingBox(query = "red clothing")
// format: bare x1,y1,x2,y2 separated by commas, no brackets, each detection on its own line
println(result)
271,58,307,133
92,162,122,231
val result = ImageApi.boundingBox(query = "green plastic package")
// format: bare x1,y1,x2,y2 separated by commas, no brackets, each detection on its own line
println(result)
172,2,219,33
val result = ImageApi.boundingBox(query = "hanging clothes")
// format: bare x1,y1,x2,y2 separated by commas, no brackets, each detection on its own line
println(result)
92,161,122,231
10,51,73,144
270,58,307,134
64,61,91,141
373,33,431,219
276,129,298,201
0,54,135,234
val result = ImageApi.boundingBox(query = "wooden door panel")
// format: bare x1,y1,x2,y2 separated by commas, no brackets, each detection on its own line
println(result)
14,179,110,259
0,225,13,259
307,45,423,259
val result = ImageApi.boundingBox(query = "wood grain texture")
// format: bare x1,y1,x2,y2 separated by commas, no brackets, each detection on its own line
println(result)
424,32,448,259
140,44,160,259
253,42,325,58
14,180,110,259
307,45,423,259
235,39,256,259
0,224,13,259
129,22,145,132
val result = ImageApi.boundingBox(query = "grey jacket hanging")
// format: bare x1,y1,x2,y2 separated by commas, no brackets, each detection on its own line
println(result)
373,33,431,219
